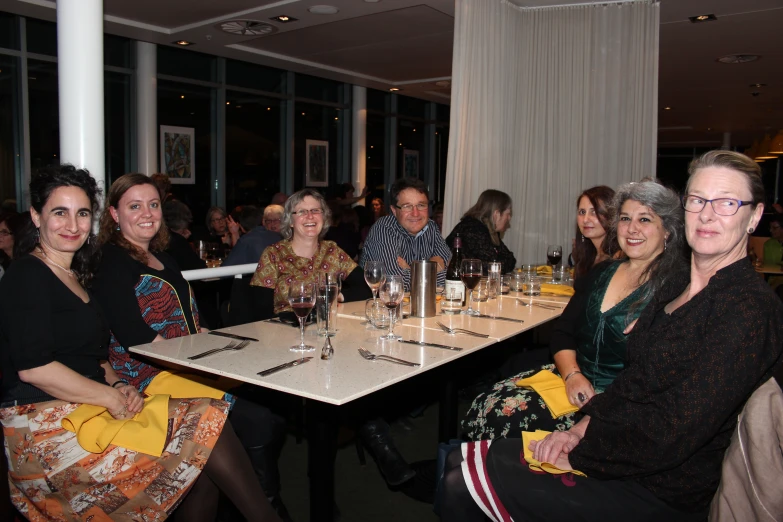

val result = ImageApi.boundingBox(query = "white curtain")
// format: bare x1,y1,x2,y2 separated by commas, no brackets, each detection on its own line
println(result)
443,0,659,265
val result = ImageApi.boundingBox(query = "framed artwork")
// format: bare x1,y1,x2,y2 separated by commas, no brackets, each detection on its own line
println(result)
402,149,419,178
160,125,195,184
306,139,329,187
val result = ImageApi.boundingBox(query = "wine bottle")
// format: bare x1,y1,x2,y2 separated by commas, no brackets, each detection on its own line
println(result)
445,233,466,306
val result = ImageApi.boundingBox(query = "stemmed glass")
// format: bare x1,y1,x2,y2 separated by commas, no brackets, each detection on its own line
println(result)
288,281,316,352
547,245,563,268
378,275,404,341
364,261,386,303
460,259,483,316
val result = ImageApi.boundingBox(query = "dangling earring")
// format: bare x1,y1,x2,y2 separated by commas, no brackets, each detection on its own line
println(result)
35,228,40,244
748,227,755,234
581,234,584,243
86,235,91,245
115,223,120,231
664,239,667,251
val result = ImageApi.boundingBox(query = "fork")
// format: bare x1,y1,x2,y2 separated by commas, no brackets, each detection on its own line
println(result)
516,299,562,311
435,321,490,338
357,347,420,367
188,340,250,360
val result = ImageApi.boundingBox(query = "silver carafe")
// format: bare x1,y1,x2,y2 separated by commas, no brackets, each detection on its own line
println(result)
411,260,437,317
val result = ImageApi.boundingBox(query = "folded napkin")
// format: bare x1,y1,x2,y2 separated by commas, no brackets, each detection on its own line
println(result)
522,430,586,477
540,283,575,297
62,371,227,456
515,370,579,418
536,265,552,276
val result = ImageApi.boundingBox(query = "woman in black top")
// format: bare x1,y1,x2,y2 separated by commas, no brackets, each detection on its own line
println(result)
446,189,516,273
0,165,279,522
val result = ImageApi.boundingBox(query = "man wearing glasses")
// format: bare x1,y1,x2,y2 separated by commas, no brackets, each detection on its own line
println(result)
360,178,451,289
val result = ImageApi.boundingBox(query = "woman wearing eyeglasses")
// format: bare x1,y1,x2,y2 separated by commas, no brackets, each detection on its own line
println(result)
440,151,783,522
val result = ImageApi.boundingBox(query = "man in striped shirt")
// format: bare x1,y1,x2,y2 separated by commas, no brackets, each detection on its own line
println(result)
360,178,451,290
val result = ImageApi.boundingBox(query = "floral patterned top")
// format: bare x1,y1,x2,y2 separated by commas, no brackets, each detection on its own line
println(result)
250,239,357,313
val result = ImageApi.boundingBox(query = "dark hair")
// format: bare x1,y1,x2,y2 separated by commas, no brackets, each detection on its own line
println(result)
281,188,332,240
25,165,102,285
572,186,617,279
98,173,170,264
390,178,429,207
770,214,783,227
150,173,171,200
162,200,193,232
687,150,765,206
462,189,513,246
0,211,16,229
238,205,263,232
11,212,32,260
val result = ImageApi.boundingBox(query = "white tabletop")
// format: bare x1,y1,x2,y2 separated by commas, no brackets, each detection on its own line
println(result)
131,297,566,406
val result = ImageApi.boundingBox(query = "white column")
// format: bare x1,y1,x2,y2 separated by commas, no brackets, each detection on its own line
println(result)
136,41,158,175
57,0,104,189
351,85,367,204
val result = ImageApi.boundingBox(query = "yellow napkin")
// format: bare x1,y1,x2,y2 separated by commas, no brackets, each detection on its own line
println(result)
522,430,586,477
536,265,552,276
540,283,575,297
62,372,227,456
515,370,579,418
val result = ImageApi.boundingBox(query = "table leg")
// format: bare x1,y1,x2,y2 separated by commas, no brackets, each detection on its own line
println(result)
306,399,339,522
438,374,458,442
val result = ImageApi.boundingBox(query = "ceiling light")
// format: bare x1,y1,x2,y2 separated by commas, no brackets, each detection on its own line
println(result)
267,107,271,111
664,106,671,110
271,15,298,23
769,130,783,154
749,83,767,88
389,88,400,92
756,135,777,160
226,102,230,105
180,95,185,99
308,5,339,15
717,54,760,64
688,14,717,23
435,80,450,88
174,40,193,46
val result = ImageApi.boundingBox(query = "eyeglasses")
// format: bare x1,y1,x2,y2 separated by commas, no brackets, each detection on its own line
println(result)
210,216,226,223
292,208,324,218
0,230,10,237
682,195,754,216
394,203,429,213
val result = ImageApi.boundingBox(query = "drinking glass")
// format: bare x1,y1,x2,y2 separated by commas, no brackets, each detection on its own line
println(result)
487,262,502,299
288,281,316,352
364,261,386,303
441,286,462,314
378,275,404,340
547,245,563,268
317,272,339,337
460,259,483,316
365,299,391,329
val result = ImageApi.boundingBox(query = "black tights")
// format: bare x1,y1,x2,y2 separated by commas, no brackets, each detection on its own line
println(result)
439,448,488,522
175,420,281,522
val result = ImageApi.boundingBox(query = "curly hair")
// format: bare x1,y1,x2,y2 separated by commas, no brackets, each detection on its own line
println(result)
280,189,331,240
97,173,170,265
572,186,618,279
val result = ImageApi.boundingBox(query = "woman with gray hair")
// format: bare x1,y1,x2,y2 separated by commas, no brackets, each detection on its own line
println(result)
461,181,687,441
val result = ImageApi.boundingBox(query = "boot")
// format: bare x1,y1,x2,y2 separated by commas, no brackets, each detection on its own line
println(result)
359,419,416,487
247,446,293,522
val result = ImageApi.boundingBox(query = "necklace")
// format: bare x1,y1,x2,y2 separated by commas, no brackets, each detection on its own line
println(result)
37,248,74,277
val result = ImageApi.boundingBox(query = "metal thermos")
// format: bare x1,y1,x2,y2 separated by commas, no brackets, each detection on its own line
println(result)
411,260,437,317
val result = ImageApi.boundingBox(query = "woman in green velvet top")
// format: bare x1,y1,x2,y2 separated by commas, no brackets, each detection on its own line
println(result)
463,181,687,440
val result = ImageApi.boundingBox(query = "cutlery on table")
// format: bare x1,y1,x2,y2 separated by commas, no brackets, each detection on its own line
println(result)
257,357,313,376
358,347,420,367
435,321,490,338
398,339,462,351
474,314,524,323
188,340,250,360
208,331,259,342
516,299,562,311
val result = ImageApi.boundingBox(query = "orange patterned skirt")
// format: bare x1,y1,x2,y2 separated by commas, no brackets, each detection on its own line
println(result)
1,397,229,521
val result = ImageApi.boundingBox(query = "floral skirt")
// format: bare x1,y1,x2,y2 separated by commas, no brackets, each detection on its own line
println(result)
1,397,229,521
462,364,586,441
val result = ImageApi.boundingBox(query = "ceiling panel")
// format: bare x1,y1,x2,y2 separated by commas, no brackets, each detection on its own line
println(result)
103,0,281,28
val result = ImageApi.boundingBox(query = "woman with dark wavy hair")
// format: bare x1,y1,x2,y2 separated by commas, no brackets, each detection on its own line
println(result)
572,185,618,279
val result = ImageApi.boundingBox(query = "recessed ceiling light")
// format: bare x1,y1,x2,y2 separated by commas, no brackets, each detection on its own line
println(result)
180,95,185,99
271,15,298,23
226,102,230,105
688,14,717,23
173,40,193,46
664,106,671,110
749,83,767,88
717,54,760,64
309,5,339,15
389,88,400,92
435,80,450,88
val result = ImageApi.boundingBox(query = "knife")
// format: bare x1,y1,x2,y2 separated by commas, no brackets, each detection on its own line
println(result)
257,357,313,376
399,339,462,351
209,331,259,342
475,314,524,323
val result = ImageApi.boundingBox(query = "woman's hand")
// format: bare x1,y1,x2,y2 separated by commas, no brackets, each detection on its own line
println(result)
565,373,595,407
227,215,241,237
530,430,582,465
117,384,144,414
107,387,132,420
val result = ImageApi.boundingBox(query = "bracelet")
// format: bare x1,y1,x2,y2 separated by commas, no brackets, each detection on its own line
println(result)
563,370,582,382
111,380,129,388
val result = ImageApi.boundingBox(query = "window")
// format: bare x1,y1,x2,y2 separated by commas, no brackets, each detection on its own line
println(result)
26,18,57,56
294,103,342,191
27,59,59,171
366,113,386,200
295,73,340,103
105,71,131,184
0,55,20,207
0,12,19,50
226,59,285,93
158,46,217,82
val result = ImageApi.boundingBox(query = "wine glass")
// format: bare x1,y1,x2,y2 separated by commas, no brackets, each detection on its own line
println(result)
288,281,316,352
378,275,404,341
460,259,483,316
364,260,386,304
547,245,563,268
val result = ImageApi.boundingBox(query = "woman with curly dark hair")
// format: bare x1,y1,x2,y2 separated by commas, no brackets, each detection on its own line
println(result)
572,185,619,279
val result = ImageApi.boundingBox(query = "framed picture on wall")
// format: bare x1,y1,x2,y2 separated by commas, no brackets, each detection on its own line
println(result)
160,125,196,184
402,149,419,179
306,139,329,187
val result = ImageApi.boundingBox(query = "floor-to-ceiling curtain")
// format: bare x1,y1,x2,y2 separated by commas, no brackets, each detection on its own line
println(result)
443,0,659,265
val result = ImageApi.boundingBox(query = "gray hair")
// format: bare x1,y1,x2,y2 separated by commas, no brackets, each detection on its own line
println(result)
609,181,688,317
280,189,331,240
205,206,226,234
264,204,284,220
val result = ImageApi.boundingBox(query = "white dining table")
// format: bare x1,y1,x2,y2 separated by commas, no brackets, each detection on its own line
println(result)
130,295,568,522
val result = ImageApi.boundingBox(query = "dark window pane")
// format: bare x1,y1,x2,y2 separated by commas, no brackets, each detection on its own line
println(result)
295,73,340,103
293,102,342,191
397,95,426,119
366,113,386,202
226,91,282,208
26,18,57,56
435,125,449,203
27,60,59,171
105,72,131,184
0,55,20,208
367,88,387,113
397,119,424,179
158,46,217,82
437,103,450,123
158,80,215,229
0,12,19,50
226,59,285,93
104,34,131,68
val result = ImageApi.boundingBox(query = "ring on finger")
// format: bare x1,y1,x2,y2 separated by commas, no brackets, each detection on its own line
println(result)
577,392,586,403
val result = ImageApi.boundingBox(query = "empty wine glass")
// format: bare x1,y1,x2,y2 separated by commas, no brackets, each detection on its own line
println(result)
460,258,483,316
364,260,386,304
288,281,316,352
378,274,404,341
